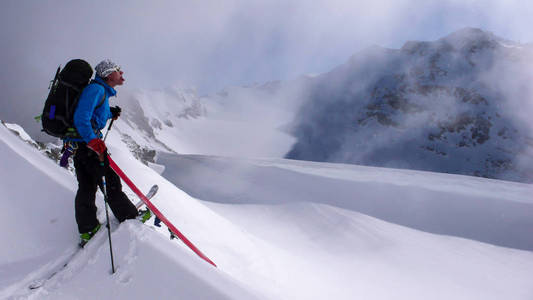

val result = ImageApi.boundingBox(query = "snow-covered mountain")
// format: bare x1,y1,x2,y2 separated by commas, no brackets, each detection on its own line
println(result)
2,121,533,299
286,28,533,183
112,81,303,160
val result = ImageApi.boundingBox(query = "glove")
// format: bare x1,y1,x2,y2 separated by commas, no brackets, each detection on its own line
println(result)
87,138,107,155
110,106,121,120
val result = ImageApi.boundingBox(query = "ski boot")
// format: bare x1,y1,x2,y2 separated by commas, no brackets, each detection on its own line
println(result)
138,208,152,223
79,223,101,247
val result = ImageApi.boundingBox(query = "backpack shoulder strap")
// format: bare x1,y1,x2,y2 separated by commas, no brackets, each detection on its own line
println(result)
96,90,106,109
89,80,107,109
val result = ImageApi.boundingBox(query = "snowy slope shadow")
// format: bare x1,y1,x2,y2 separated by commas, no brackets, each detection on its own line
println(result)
158,153,533,251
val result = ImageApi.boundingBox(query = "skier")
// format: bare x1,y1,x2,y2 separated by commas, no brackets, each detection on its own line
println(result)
67,59,150,244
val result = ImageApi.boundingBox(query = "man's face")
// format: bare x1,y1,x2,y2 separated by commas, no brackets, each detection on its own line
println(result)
106,69,125,87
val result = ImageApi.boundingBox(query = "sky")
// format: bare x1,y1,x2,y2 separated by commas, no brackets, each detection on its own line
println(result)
2,0,533,136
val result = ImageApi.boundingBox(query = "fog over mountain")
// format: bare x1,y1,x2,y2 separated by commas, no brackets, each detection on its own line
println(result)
285,28,533,183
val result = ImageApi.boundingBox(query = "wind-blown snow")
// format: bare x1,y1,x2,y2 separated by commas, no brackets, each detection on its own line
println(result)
1,122,533,299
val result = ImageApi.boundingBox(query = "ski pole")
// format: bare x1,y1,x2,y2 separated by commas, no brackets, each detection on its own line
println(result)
99,176,116,274
103,119,114,142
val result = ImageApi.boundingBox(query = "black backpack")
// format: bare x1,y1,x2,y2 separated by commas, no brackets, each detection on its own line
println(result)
41,59,105,139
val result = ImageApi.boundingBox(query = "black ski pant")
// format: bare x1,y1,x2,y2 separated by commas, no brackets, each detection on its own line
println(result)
73,143,138,233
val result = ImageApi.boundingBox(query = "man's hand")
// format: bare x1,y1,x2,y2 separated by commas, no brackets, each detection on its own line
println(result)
110,106,121,120
87,138,107,155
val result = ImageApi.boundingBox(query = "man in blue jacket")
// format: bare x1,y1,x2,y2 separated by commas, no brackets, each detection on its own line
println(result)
72,59,146,244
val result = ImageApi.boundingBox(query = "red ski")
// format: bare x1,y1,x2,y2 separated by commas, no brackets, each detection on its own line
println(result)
108,155,217,267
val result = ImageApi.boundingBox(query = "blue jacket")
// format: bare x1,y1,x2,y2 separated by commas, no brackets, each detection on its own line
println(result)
72,76,116,142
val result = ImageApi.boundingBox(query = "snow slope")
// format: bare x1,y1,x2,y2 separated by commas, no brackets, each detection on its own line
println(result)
2,121,533,299
158,153,533,299
0,123,78,295
0,123,263,300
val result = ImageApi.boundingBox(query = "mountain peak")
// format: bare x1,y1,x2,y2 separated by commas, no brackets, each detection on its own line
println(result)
439,27,501,47
401,27,515,55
